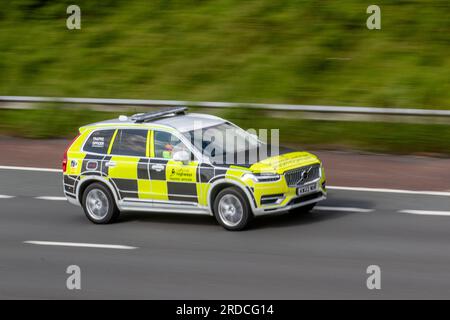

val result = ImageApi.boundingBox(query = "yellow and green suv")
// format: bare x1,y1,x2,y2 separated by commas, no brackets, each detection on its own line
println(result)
63,107,326,230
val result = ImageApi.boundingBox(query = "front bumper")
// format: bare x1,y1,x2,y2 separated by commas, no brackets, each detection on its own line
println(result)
253,190,326,216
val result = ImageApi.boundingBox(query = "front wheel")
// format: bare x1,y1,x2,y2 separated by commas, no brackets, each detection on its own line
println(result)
213,187,252,231
82,183,120,224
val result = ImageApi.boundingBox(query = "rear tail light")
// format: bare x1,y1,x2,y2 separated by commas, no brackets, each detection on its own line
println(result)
63,134,80,173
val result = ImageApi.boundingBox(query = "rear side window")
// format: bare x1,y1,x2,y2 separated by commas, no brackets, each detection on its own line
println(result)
110,129,148,157
83,129,115,154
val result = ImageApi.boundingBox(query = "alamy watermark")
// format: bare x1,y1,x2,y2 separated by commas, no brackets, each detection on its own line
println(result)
366,5,381,30
64,5,382,32
66,265,81,290
66,5,81,30
366,265,381,290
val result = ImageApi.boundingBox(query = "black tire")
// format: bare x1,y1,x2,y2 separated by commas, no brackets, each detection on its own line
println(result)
290,202,317,214
82,182,120,224
213,187,253,231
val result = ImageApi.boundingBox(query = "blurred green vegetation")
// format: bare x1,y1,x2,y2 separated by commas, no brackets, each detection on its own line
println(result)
0,107,119,138
0,0,448,108
0,1,449,154
219,108,450,155
1,108,450,155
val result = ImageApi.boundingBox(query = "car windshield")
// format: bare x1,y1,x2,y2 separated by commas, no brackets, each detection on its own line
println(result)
183,122,261,160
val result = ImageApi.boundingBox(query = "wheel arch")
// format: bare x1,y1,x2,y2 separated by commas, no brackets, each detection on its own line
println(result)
207,179,256,215
76,176,120,206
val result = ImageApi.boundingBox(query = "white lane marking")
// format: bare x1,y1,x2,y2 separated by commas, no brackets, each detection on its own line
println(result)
0,195,14,199
315,206,374,213
328,186,450,197
0,165,61,173
35,196,67,201
399,210,450,216
23,241,138,250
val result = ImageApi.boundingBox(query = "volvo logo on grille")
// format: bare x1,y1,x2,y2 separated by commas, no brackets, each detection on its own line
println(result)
297,168,311,185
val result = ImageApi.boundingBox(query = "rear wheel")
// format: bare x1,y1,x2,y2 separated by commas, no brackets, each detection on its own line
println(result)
82,183,120,224
213,187,252,231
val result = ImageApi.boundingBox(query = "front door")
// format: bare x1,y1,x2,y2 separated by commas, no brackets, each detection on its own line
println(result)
149,130,199,206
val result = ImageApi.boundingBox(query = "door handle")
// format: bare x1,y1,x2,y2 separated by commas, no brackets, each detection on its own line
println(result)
105,161,116,168
151,164,165,172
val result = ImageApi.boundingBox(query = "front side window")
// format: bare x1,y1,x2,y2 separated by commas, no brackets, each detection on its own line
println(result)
154,131,191,159
183,122,261,159
110,129,147,157
83,129,115,154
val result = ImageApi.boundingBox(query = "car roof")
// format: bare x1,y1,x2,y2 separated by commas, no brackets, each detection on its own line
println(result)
84,112,226,133
152,113,226,132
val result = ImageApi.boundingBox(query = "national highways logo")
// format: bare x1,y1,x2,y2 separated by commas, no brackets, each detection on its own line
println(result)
170,168,194,181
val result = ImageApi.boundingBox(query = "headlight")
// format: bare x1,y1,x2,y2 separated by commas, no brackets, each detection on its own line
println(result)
243,173,281,182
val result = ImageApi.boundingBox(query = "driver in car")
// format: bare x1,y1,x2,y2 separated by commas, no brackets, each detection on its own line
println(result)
162,143,174,159
162,138,186,159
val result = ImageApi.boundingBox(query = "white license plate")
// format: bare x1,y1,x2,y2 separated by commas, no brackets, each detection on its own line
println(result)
297,183,318,196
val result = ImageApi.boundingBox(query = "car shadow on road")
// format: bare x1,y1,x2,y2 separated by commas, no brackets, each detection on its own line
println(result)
111,197,374,230
250,198,375,230
250,210,347,230
118,211,217,227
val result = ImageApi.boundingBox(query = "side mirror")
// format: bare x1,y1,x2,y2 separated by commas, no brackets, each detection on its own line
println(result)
173,150,190,165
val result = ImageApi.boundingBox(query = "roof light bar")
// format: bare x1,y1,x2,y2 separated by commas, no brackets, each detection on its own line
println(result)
130,106,187,123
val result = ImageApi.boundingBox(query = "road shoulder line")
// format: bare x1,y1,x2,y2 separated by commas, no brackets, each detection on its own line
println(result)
23,241,138,250
35,196,67,201
315,206,373,213
328,186,450,197
0,165,61,173
399,210,450,216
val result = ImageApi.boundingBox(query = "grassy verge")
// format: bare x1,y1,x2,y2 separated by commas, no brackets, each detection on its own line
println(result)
0,0,449,109
0,107,122,139
1,108,449,155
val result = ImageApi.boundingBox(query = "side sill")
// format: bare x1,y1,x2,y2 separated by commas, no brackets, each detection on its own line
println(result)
118,199,211,215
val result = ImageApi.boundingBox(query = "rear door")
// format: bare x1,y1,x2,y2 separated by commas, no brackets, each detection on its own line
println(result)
107,129,151,200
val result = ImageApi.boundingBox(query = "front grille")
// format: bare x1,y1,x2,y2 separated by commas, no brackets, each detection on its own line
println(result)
284,164,320,187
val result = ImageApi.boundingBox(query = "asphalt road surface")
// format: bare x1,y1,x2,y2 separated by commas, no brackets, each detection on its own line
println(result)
1,168,450,299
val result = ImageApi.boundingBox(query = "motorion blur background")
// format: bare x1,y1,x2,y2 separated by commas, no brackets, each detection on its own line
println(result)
0,0,448,154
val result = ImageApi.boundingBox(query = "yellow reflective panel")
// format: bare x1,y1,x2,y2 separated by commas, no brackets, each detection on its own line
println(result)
225,167,246,180
321,166,326,183
107,129,119,154
149,180,169,201
69,129,91,152
108,156,139,179
196,183,210,206
148,130,155,158
250,152,320,174
137,180,152,200
253,181,288,207
66,152,86,176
